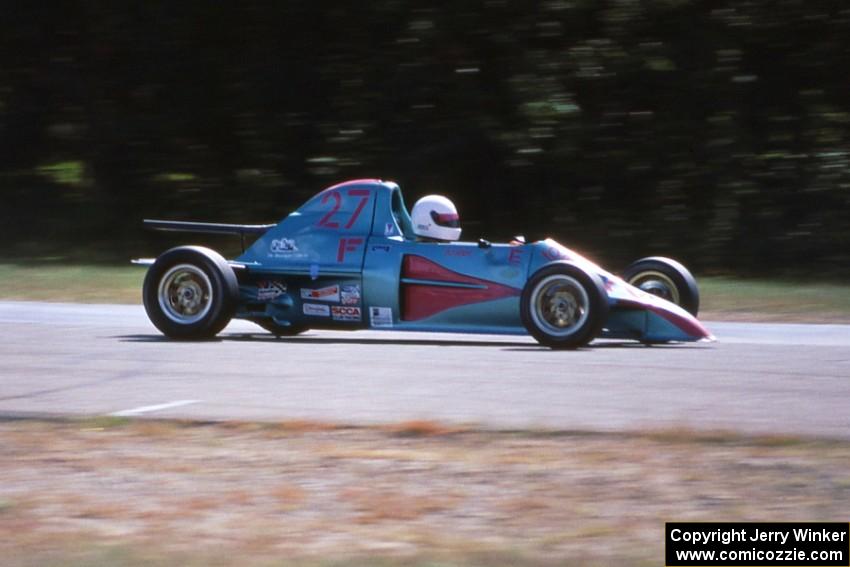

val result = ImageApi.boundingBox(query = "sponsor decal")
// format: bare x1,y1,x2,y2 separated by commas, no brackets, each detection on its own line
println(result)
331,305,361,322
302,303,330,317
508,248,523,266
444,247,472,257
369,306,393,328
543,245,570,262
270,238,297,253
269,237,308,260
499,268,520,279
384,222,396,236
300,285,340,302
340,284,361,305
256,280,287,301
371,244,391,253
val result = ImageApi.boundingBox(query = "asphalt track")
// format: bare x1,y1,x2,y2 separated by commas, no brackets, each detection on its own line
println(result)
1,301,848,438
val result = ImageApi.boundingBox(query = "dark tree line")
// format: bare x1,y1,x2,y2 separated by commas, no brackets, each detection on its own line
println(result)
1,1,849,273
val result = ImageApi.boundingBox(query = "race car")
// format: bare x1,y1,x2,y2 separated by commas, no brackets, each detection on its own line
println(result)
135,178,713,349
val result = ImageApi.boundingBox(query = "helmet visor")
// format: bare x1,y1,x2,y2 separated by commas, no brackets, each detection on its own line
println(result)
431,211,460,228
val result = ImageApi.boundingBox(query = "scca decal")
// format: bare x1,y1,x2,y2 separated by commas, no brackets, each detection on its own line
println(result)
331,305,361,321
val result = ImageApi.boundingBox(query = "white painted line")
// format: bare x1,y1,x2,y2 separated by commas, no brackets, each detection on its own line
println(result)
110,400,200,417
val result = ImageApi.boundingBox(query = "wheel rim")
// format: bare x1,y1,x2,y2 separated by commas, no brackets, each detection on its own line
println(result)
157,264,213,324
628,270,680,304
529,275,590,337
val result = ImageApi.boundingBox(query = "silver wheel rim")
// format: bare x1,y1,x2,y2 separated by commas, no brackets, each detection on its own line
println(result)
157,264,213,324
628,270,680,304
529,275,590,337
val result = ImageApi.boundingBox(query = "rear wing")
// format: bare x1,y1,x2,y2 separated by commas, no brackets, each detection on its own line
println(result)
143,219,276,251
131,257,248,270
143,219,275,236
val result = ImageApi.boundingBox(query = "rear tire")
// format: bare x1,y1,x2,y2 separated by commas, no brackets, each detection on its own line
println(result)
520,262,609,349
143,246,239,339
622,256,699,316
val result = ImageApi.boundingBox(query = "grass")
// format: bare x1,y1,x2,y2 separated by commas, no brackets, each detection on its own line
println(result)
77,415,132,430
1,263,849,322
1,418,848,566
700,276,850,322
0,263,143,303
6,548,589,567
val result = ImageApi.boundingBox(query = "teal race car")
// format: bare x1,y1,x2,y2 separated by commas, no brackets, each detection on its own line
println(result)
135,179,713,349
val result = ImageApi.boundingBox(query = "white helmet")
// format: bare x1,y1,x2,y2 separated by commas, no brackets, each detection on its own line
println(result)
411,195,461,241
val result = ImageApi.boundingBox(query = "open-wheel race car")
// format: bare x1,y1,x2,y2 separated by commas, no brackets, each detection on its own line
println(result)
134,179,713,349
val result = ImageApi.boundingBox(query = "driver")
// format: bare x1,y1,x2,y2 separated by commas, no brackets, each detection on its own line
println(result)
411,195,462,241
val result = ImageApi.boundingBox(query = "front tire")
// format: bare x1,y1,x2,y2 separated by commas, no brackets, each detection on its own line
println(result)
520,262,609,349
622,256,699,316
143,246,239,339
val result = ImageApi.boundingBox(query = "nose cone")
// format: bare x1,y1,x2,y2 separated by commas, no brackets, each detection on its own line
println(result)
657,306,715,341
643,299,715,342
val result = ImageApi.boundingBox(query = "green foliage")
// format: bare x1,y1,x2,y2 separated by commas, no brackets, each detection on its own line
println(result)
0,264,144,303
77,415,132,430
36,161,86,186
1,1,848,274
154,172,198,183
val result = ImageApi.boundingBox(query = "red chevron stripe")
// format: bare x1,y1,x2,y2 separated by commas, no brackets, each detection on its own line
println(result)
401,255,520,321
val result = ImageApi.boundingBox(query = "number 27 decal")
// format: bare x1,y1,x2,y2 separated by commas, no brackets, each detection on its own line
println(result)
317,189,370,229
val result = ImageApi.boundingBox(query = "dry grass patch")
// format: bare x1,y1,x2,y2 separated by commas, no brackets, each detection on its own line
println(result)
341,486,461,523
262,419,347,436
1,419,849,565
384,419,469,437
269,483,308,510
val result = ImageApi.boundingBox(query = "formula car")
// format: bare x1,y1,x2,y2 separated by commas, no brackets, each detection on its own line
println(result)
134,179,713,349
